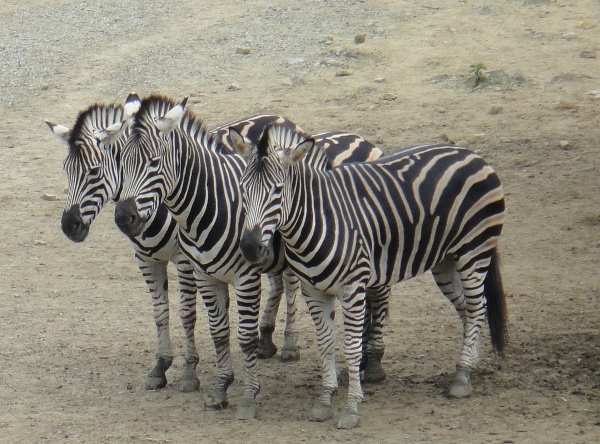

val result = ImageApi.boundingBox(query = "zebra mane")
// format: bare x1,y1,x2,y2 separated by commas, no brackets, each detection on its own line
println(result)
134,93,224,153
261,123,332,169
69,102,125,154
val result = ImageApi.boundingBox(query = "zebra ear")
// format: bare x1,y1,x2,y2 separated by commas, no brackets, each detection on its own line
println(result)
94,120,127,144
156,97,188,134
46,121,71,142
279,138,314,167
123,93,141,120
229,128,254,159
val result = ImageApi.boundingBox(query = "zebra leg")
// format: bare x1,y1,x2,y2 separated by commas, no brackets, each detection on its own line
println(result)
281,268,300,362
135,256,173,390
443,258,490,398
362,286,389,384
197,275,235,410
337,287,366,429
258,273,282,359
305,289,337,423
235,272,262,420
173,254,200,392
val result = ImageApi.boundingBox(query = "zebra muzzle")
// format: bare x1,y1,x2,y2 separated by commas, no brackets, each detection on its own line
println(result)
61,205,90,243
240,226,268,264
114,198,146,238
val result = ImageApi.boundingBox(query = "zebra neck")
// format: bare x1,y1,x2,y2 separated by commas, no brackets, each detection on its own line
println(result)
163,134,244,242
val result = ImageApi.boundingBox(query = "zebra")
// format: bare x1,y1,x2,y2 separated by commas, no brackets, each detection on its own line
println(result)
48,98,383,395
113,94,384,420
235,124,509,429
46,96,200,392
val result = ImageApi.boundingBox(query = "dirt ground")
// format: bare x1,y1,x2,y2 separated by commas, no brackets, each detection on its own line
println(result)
1,0,599,442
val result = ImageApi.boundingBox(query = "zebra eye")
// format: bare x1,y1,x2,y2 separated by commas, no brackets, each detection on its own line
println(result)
87,165,101,178
148,157,161,170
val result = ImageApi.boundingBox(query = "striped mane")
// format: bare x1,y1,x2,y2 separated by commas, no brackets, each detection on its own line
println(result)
68,103,125,155
262,122,332,170
133,94,224,153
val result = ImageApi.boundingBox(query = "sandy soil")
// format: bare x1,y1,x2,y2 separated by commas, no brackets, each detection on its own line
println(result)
1,0,599,442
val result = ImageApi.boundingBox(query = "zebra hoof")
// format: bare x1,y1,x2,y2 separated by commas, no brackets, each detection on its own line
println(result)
447,368,473,398
257,339,278,359
363,359,386,384
337,408,360,429
310,402,334,422
280,346,300,362
236,397,258,420
204,389,229,410
177,366,200,393
145,374,167,390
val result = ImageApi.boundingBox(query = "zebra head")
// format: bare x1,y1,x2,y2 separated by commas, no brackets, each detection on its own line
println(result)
115,95,188,238
233,124,314,264
47,94,140,242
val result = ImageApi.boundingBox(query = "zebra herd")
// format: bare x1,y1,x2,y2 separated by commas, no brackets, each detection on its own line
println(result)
47,93,508,429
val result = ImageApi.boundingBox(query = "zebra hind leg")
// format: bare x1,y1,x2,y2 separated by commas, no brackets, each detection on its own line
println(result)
174,254,200,392
258,273,283,359
362,286,389,384
280,268,300,362
432,256,489,398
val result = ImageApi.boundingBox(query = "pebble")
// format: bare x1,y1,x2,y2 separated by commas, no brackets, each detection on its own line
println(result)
354,34,366,44
34,240,47,246
488,104,503,115
382,93,398,101
579,50,596,59
235,47,251,55
227,83,241,91
374,77,386,83
561,32,577,40
559,140,571,149
41,193,58,201
335,70,352,77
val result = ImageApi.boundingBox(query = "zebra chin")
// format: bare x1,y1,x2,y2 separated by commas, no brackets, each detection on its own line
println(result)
240,226,269,264
61,205,91,243
114,198,147,238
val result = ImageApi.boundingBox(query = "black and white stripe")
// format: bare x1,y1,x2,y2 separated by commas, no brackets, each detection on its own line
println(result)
236,124,509,429
113,94,383,419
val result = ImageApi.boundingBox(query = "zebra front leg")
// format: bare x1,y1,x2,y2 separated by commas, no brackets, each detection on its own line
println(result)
336,288,366,429
304,289,338,423
258,272,283,359
197,277,235,410
281,268,300,362
235,272,263,420
136,256,173,390
174,254,200,392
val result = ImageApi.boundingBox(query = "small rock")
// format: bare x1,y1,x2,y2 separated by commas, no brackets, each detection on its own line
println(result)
42,193,58,201
455,140,469,147
579,50,597,59
589,89,600,99
235,47,251,55
561,32,577,40
488,104,503,115
559,140,571,149
34,240,47,246
335,70,352,77
40,84,50,91
227,83,241,91
354,34,366,44
374,77,385,83
382,93,398,101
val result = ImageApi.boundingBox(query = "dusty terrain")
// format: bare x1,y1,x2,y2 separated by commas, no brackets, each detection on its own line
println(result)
1,0,599,442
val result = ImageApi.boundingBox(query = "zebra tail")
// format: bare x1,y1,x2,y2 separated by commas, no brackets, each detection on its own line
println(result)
485,248,509,356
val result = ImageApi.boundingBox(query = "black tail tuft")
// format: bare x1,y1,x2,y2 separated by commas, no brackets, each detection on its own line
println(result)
485,248,509,355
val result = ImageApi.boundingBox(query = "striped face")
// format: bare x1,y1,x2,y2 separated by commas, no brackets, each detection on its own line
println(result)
48,104,131,242
115,96,186,238
237,125,313,264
